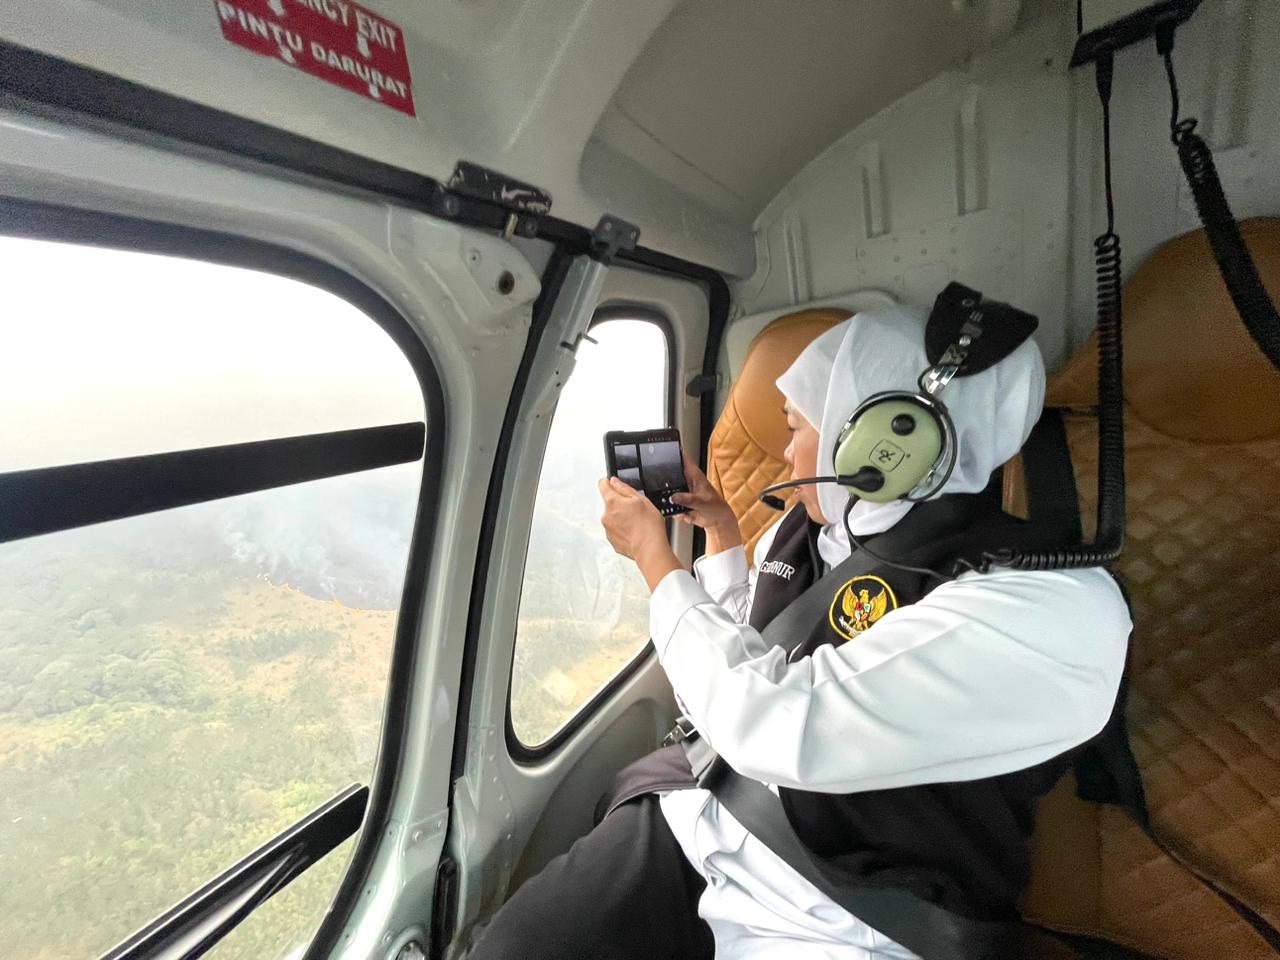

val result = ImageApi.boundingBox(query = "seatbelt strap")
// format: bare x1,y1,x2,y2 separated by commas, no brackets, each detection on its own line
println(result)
692,753,1018,960
1020,409,1081,542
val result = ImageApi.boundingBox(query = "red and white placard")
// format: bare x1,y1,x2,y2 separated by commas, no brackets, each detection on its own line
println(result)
214,0,416,116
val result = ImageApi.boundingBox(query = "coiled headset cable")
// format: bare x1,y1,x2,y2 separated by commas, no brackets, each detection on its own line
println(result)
993,46,1127,572
1157,24,1280,371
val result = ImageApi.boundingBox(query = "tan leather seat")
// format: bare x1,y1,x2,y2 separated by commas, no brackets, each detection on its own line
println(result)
1021,218,1280,958
706,308,849,563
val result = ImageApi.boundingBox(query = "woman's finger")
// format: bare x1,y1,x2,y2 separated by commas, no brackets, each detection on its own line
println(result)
600,476,632,500
681,448,712,490
608,476,645,499
671,486,715,505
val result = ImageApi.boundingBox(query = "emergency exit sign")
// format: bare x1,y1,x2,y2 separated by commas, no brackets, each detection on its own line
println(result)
214,0,416,116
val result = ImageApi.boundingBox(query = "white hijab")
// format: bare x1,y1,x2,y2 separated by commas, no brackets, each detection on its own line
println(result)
775,305,1046,568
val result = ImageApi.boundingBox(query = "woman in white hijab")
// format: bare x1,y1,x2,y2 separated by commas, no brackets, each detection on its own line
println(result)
591,305,1130,959
474,305,1130,960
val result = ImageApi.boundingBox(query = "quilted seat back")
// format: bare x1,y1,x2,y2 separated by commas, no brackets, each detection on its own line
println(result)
1021,219,1280,958
706,308,848,563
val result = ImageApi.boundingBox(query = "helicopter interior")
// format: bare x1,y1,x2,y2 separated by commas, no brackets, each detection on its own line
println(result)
0,1,1277,959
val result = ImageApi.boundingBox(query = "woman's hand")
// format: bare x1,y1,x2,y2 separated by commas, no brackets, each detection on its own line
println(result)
669,450,743,556
598,477,683,591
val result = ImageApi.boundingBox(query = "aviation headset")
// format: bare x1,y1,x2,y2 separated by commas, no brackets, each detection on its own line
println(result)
758,283,1038,511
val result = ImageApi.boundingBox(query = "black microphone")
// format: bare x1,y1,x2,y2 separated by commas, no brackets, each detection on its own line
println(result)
758,467,885,510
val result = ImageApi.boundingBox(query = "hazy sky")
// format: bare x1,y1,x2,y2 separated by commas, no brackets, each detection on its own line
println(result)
0,236,424,472
539,319,668,489
0,235,673,485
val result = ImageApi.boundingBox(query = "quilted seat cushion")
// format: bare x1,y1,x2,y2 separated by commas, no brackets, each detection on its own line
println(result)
706,308,848,563
1059,412,1280,931
1020,411,1280,958
1025,219,1280,956
1025,772,1278,959
706,398,796,565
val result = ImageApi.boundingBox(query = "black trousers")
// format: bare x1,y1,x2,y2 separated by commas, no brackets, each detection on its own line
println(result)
468,796,715,960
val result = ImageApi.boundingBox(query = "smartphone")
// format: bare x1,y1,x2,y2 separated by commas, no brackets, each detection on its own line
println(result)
603,427,690,517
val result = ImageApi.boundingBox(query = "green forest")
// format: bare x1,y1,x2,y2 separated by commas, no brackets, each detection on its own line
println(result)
0,460,652,959
0,489,401,960
510,487,653,746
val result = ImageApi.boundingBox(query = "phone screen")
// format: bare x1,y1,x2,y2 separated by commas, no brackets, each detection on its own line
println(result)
612,442,643,490
607,431,688,515
637,439,684,494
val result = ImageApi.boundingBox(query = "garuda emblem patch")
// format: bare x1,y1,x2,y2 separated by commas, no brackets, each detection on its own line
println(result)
830,575,898,640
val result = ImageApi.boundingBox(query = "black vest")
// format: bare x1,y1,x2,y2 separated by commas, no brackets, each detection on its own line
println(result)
609,494,1083,923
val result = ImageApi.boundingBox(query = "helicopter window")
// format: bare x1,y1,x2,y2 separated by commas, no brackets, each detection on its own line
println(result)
510,317,670,747
0,235,425,960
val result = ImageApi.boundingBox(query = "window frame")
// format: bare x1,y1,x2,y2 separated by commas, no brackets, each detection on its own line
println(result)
0,197,447,960
505,307,679,761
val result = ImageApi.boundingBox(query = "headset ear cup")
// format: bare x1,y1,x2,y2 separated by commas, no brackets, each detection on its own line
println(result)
834,394,946,502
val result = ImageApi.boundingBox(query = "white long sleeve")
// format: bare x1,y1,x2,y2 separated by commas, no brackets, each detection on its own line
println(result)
690,546,753,622
651,564,1129,793
688,515,785,625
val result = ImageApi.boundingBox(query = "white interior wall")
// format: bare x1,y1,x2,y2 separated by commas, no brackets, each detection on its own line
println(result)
738,0,1280,372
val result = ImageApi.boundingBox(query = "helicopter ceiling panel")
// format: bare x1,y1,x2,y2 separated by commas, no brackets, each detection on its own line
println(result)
0,0,1031,275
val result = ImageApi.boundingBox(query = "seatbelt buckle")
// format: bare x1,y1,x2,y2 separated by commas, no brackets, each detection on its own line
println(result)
662,715,699,747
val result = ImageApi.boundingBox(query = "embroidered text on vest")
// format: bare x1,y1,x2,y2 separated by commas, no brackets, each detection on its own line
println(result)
759,560,796,581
